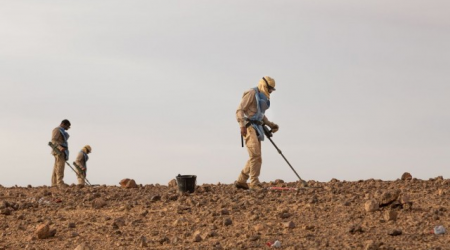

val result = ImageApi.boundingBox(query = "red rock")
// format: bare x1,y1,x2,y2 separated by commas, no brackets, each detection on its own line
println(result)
35,224,51,239
401,172,412,181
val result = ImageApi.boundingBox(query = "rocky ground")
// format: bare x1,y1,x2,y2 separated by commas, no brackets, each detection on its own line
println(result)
0,174,449,250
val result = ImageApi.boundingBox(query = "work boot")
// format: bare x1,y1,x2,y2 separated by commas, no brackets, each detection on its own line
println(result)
234,181,249,190
58,183,69,189
249,183,264,191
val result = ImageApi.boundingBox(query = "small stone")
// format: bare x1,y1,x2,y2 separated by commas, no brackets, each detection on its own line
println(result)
401,172,412,181
220,209,229,215
387,229,402,236
71,232,79,237
254,223,265,231
119,179,138,188
193,231,202,242
0,208,11,215
113,217,126,228
249,235,260,241
365,200,379,212
283,221,295,229
342,201,351,206
349,225,364,234
35,224,51,239
364,240,380,250
274,179,285,184
150,195,161,202
172,236,180,244
280,212,291,219
223,218,232,226
399,194,410,204
384,210,398,221
138,235,148,247
74,242,92,250
168,179,177,188
92,198,106,209
379,190,400,206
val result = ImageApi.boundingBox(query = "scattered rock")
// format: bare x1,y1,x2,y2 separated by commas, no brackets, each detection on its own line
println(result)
193,231,202,242
137,235,148,247
74,242,92,250
254,223,265,231
384,210,398,221
119,179,138,188
150,195,161,202
349,225,364,234
283,221,295,229
365,200,379,212
92,198,107,209
0,208,12,215
35,224,53,239
401,172,412,181
223,218,232,226
168,179,177,188
388,229,402,236
364,240,380,250
378,190,400,206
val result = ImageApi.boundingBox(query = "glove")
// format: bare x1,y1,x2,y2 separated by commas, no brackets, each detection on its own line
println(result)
269,122,279,133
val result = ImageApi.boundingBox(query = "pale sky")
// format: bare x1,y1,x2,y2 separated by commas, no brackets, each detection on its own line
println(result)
1,1,449,187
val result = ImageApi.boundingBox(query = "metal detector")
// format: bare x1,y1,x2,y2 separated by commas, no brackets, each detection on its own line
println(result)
263,125,309,187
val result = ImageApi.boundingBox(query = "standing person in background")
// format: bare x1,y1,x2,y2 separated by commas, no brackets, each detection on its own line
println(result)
235,76,279,190
51,119,71,188
74,145,91,186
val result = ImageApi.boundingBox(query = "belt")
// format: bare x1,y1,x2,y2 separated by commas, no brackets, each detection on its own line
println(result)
245,120,263,127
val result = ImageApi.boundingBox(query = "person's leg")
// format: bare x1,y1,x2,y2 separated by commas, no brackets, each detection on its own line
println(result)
77,169,85,185
51,156,58,186
56,154,66,186
237,126,261,186
248,139,262,186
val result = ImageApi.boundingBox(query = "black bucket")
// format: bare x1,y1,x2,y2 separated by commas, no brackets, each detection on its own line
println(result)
176,174,197,193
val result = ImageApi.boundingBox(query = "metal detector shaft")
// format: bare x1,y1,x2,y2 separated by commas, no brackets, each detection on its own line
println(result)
266,136,305,182
73,162,92,186
262,126,306,184
65,162,90,186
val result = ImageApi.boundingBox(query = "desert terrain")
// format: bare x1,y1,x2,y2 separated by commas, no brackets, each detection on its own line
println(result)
0,173,449,250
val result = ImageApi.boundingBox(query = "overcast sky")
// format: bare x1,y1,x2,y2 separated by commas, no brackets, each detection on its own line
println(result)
1,1,449,187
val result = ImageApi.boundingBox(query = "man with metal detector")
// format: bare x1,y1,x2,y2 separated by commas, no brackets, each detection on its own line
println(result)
235,76,279,190
74,145,92,186
50,119,71,187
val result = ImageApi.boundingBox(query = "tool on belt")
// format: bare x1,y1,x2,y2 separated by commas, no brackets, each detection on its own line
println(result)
241,119,264,147
262,125,308,187
48,142,92,186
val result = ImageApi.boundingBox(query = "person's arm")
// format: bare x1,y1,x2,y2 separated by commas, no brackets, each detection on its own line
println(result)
74,152,86,170
263,116,279,133
236,90,254,136
51,128,65,151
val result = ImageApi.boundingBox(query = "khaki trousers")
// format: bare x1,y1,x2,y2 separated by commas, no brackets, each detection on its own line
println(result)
237,126,262,185
52,154,65,186
77,169,86,185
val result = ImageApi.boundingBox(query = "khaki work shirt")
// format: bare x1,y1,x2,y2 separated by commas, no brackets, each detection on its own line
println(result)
51,127,67,155
236,88,271,128
75,151,87,169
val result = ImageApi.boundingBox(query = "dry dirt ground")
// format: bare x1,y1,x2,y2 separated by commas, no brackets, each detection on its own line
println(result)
1,175,449,250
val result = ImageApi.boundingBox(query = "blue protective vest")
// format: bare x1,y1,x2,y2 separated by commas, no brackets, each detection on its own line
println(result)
248,87,270,141
59,127,70,160
80,150,89,170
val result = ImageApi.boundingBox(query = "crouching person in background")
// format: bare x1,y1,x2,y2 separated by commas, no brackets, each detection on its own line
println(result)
74,145,91,186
